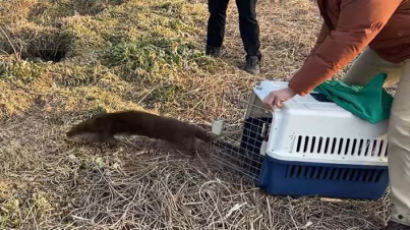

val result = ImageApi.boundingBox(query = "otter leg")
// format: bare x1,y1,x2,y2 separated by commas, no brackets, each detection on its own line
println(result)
176,136,198,157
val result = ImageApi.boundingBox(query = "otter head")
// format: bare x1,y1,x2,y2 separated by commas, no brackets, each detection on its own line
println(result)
66,114,109,143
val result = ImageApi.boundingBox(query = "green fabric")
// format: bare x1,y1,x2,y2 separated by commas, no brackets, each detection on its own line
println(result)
313,73,393,123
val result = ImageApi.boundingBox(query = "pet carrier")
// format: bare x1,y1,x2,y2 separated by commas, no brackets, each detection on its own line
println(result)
212,80,390,200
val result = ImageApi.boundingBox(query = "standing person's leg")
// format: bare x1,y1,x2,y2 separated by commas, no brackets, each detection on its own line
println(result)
342,49,410,229
343,48,403,87
386,60,410,228
206,0,230,56
236,0,261,74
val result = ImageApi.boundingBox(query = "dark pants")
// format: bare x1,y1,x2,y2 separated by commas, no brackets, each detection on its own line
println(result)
206,0,261,59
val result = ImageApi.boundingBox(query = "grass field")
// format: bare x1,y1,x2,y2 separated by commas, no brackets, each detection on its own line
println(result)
0,0,389,229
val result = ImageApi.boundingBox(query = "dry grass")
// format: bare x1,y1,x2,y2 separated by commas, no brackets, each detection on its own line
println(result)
0,0,389,229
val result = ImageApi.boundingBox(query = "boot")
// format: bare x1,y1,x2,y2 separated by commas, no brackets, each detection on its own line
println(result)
380,221,410,230
245,56,260,75
206,46,222,57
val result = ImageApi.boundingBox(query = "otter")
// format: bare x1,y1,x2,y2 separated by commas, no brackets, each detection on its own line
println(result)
66,110,215,153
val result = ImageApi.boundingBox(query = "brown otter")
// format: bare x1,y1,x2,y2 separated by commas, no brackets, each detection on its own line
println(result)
66,110,215,153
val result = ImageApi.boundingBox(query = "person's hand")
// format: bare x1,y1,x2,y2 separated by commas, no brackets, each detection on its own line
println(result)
263,87,296,110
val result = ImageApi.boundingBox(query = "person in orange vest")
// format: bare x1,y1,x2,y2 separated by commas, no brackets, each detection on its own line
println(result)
206,0,261,75
263,1,410,229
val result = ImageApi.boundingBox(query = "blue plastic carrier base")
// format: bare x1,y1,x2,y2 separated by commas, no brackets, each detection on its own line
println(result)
258,157,389,200
239,117,389,200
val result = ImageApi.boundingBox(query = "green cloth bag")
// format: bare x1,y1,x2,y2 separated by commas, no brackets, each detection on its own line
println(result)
313,73,393,123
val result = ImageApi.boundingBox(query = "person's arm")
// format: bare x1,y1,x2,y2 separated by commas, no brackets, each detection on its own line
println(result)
310,22,329,55
288,0,402,96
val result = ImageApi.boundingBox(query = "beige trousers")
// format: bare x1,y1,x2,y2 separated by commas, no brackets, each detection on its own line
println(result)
344,48,410,226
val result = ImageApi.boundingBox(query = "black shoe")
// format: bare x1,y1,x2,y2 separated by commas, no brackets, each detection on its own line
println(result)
245,56,260,75
381,221,410,230
206,46,221,57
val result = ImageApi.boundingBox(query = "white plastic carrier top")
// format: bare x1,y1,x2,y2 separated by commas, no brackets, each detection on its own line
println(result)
253,80,389,166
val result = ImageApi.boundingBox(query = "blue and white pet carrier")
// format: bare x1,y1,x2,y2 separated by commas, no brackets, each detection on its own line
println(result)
212,81,389,200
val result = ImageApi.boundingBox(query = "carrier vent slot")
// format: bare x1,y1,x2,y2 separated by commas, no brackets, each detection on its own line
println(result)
364,139,371,156
294,136,388,158
324,137,330,154
344,138,351,155
357,139,364,156
296,136,302,153
286,166,386,182
337,138,344,155
317,137,323,154
371,140,378,156
303,136,310,153
351,139,357,156
330,138,337,154
310,136,316,153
